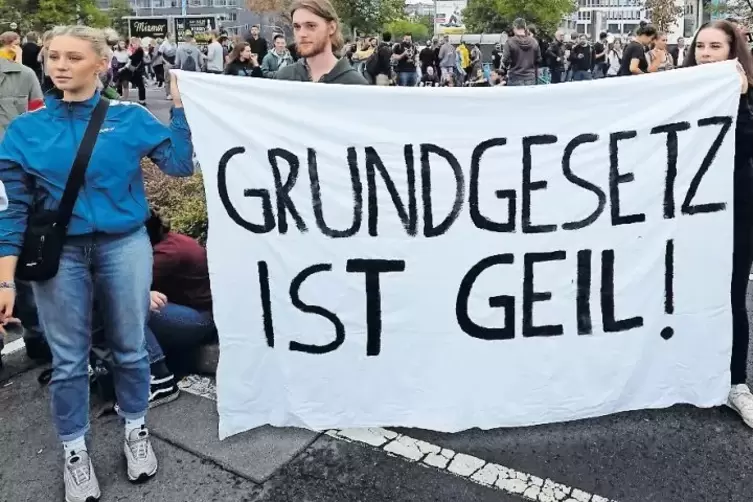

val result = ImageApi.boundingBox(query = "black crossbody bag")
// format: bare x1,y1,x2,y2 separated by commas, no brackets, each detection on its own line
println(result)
16,98,110,282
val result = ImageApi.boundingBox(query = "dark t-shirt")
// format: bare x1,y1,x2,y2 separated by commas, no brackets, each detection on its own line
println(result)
419,46,435,69
129,47,145,69
619,41,647,76
393,42,416,73
593,41,606,63
247,36,269,62
492,49,502,69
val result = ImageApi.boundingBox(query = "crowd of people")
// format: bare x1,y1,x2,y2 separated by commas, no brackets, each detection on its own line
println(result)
0,0,750,501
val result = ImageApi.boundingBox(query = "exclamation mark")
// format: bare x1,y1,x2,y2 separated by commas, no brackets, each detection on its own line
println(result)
661,239,674,340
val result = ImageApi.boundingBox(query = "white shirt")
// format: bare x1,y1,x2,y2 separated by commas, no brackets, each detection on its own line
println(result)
676,47,685,66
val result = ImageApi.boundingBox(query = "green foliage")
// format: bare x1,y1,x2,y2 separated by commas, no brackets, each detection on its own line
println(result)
645,0,684,33
708,0,752,22
464,0,576,34
0,0,120,33
105,0,133,35
0,0,42,33
142,159,208,245
414,13,434,37
385,18,429,41
463,0,509,33
334,0,405,35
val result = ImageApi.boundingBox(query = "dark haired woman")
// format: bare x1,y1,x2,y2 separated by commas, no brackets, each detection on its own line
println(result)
685,20,753,427
223,42,263,77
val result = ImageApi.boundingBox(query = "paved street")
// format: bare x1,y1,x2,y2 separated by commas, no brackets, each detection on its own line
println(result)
1,85,753,502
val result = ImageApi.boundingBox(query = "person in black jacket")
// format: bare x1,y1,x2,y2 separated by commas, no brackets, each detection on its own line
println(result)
546,31,566,83
684,20,753,428
223,42,263,77
569,34,593,81
245,24,269,63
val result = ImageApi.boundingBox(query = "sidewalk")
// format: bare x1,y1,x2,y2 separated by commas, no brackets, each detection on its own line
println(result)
0,345,522,502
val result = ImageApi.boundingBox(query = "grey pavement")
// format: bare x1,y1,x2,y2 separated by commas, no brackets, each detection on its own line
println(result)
1,84,752,502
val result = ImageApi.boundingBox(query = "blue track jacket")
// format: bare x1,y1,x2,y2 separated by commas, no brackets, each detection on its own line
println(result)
0,93,194,257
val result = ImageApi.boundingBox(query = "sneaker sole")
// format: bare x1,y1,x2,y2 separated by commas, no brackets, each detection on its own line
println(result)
128,465,158,484
726,400,753,429
148,388,181,409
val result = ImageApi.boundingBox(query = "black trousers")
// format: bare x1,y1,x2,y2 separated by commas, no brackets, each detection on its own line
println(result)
731,153,753,385
154,64,165,85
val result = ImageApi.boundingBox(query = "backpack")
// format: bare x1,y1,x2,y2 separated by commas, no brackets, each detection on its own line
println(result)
182,52,198,72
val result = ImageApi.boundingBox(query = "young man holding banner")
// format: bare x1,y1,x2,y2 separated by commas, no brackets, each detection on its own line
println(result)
275,0,367,84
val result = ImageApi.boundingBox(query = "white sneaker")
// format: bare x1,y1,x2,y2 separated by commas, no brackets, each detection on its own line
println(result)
124,426,158,483
63,451,101,502
728,384,753,428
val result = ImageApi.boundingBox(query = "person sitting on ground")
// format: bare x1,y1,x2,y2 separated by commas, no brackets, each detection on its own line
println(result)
223,42,263,77
469,67,490,87
418,65,439,87
489,68,505,86
143,208,216,405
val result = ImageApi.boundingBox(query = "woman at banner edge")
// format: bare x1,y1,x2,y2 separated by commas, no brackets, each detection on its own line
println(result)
684,19,753,428
0,24,193,501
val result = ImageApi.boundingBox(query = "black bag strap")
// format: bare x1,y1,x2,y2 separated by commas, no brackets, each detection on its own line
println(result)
56,97,109,228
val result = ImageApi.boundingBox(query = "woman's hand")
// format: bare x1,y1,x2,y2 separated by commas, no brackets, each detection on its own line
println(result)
150,291,167,311
737,61,749,94
169,73,183,108
0,287,15,324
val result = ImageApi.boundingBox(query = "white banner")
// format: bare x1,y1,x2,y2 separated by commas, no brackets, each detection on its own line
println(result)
176,63,740,439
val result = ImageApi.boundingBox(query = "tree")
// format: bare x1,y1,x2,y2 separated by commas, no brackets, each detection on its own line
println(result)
0,0,39,33
35,0,107,29
463,0,575,35
645,0,684,33
463,0,509,33
246,0,293,24
385,18,429,40
709,0,753,23
414,13,433,37
333,0,404,36
106,0,133,37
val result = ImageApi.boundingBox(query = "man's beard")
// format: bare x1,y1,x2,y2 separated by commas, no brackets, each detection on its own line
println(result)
297,35,329,58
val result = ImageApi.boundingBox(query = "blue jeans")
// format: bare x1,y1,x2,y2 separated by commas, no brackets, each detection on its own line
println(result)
32,228,152,442
397,71,417,87
145,302,216,364
572,70,593,81
507,77,537,86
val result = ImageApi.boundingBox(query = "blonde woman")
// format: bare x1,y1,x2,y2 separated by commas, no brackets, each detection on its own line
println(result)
0,25,194,501
647,32,675,72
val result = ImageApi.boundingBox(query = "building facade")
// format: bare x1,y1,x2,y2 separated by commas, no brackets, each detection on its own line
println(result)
569,0,709,43
97,0,282,36
405,2,435,18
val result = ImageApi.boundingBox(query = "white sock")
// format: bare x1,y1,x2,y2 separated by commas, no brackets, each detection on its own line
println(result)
62,436,87,457
125,416,145,438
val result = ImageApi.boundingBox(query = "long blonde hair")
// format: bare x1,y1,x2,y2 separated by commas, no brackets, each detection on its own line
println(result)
290,0,344,52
